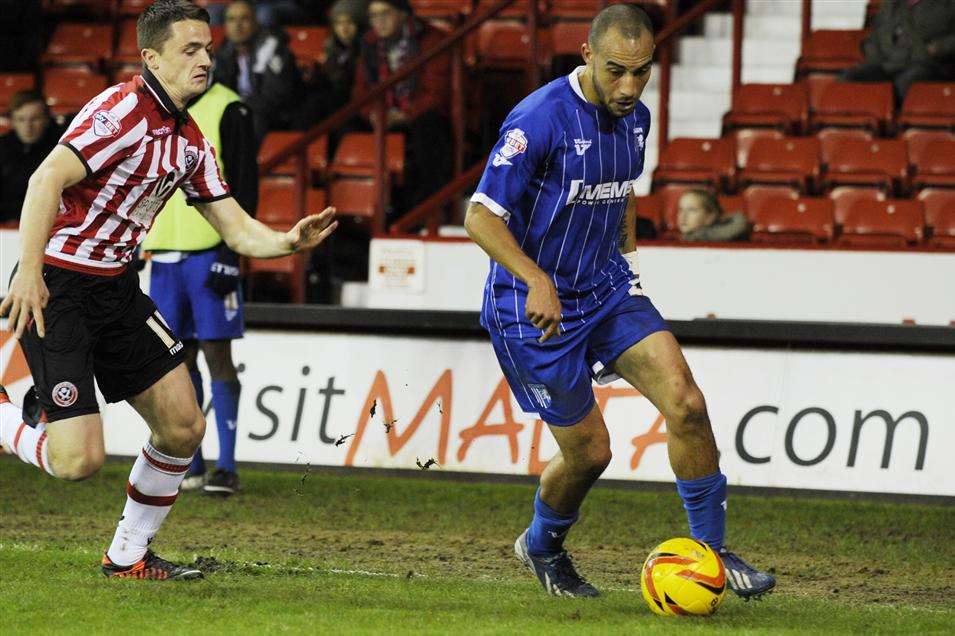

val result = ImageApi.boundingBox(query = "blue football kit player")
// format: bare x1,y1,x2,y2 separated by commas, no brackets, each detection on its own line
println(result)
465,5,775,599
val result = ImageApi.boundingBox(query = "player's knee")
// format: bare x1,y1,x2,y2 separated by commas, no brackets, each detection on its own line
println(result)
51,447,104,481
163,409,206,456
588,443,613,476
667,387,710,437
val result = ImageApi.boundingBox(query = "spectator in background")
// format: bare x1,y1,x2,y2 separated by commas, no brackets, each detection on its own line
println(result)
0,91,61,223
294,0,367,127
353,0,452,217
677,190,749,242
213,0,303,139
841,0,955,101
324,0,367,113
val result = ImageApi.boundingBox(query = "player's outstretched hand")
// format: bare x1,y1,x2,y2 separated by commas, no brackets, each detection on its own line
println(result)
0,269,49,339
286,207,339,252
526,276,562,343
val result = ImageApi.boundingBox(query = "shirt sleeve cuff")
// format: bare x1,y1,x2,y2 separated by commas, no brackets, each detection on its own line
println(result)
186,192,231,205
470,192,511,221
58,142,92,178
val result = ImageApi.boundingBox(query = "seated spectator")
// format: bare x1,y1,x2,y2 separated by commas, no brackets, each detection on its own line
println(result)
841,0,955,101
324,0,367,113
213,0,304,140
353,0,453,218
0,91,62,223
677,190,749,242
294,0,367,127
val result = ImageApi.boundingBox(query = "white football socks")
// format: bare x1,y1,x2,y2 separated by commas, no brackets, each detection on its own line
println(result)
106,442,192,567
0,398,54,475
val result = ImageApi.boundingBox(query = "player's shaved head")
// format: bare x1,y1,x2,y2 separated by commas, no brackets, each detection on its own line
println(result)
588,4,654,53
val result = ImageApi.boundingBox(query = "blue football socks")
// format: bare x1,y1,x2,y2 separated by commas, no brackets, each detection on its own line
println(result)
526,489,579,557
187,368,205,475
676,471,727,550
211,380,241,472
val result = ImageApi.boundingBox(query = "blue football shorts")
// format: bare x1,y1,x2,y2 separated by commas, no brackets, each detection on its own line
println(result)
488,288,669,426
149,247,245,341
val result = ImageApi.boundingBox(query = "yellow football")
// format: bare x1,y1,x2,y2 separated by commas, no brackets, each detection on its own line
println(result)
640,537,727,616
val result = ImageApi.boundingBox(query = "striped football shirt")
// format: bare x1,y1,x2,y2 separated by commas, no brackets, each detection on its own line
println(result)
46,70,229,275
472,66,650,339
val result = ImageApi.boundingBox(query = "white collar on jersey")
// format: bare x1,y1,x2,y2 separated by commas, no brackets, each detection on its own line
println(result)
568,66,589,103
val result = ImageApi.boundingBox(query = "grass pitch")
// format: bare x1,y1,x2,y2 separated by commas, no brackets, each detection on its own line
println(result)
1,459,953,634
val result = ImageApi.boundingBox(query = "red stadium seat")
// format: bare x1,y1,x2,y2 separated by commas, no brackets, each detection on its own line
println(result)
918,188,955,231
903,129,955,168
257,176,306,225
928,207,955,249
810,82,894,135
722,83,809,134
259,132,329,182
727,128,784,169
550,0,669,25
795,29,866,77
751,197,835,244
285,26,330,67
550,21,590,57
633,193,662,230
330,132,405,180
328,178,378,219
653,137,736,190
114,19,140,65
0,74,37,112
742,185,799,217
245,248,307,303
46,0,113,17
410,0,471,18
899,83,955,130
911,140,955,189
42,23,113,68
475,0,548,19
837,199,924,247
829,186,885,226
43,69,109,116
473,20,549,69
738,137,821,192
822,139,908,195
118,0,152,17
817,128,873,145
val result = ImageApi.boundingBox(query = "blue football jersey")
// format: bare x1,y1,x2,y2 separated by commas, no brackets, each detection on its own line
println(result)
472,67,651,339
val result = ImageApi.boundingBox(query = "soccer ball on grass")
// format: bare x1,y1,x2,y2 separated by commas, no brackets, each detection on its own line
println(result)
640,537,727,616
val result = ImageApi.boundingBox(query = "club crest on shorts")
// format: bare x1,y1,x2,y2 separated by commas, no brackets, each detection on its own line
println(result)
528,383,552,410
52,381,78,407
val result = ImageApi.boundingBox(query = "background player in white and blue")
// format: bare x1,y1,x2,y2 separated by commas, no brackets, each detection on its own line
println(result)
465,5,774,599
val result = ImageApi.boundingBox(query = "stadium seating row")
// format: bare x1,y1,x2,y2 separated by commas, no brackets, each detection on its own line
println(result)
655,132,955,196
637,184,954,248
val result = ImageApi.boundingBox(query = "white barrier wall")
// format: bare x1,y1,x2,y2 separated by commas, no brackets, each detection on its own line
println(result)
367,238,955,326
3,329,951,496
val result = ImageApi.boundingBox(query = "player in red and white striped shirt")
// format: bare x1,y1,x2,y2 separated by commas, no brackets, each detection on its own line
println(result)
0,0,337,580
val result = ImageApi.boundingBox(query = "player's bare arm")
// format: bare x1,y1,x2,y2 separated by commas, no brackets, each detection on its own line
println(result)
621,194,638,254
195,196,339,258
0,145,87,339
465,202,561,343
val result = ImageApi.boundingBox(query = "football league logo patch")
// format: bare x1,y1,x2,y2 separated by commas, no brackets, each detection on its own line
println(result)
493,128,528,166
92,110,121,138
52,381,78,407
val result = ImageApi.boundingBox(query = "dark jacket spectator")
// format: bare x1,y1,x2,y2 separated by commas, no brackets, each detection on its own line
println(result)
677,190,749,242
0,91,61,223
842,0,955,100
324,0,367,111
352,0,452,216
213,0,303,139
